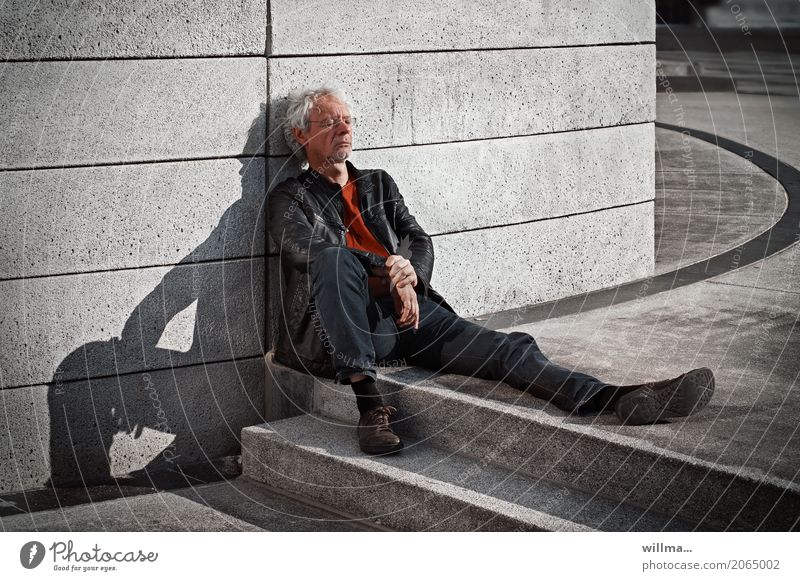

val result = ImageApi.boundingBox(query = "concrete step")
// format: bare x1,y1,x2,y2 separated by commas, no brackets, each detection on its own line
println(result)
265,354,799,531
241,414,695,532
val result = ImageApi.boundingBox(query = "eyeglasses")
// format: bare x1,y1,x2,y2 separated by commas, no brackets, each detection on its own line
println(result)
308,117,357,129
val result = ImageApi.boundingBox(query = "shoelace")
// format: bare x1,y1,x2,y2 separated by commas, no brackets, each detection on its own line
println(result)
365,405,397,431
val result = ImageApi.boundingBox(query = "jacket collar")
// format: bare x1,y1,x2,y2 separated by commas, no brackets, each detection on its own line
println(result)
299,160,361,198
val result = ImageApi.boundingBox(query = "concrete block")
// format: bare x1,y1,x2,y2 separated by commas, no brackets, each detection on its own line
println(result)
267,44,656,154
0,59,266,169
264,351,315,421
0,357,264,493
0,386,49,495
1,158,266,279
269,0,654,55
0,0,267,59
431,202,655,317
0,258,265,388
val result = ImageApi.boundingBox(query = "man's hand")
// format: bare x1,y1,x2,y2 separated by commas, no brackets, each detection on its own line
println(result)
385,255,417,290
391,283,419,330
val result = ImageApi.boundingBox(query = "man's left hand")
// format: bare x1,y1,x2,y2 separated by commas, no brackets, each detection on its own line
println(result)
385,255,417,290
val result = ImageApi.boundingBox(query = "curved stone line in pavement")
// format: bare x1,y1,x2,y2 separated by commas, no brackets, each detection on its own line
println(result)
478,122,800,329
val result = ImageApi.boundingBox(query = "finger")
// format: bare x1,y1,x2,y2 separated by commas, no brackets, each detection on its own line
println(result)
399,302,410,326
393,274,411,290
404,299,414,325
399,266,417,288
389,258,410,277
406,297,417,328
393,295,403,317
386,255,402,269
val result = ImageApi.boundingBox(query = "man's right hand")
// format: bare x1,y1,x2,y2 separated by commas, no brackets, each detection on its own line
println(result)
391,283,419,330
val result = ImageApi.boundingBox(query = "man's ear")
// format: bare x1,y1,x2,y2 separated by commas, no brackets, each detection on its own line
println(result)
292,126,307,146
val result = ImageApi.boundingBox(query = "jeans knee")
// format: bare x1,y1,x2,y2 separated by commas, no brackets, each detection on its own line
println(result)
501,332,543,368
507,331,538,348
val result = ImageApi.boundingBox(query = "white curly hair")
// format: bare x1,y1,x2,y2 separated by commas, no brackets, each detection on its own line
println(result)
282,87,351,165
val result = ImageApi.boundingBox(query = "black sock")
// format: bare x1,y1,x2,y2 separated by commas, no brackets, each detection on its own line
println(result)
350,377,384,414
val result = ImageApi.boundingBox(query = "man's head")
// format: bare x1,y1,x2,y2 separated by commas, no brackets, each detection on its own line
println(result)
284,87,354,169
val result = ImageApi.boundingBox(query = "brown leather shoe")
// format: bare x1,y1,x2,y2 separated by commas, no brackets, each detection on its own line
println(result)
615,367,715,425
358,405,403,455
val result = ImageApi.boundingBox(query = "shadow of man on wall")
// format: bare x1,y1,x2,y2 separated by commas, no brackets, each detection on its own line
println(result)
45,105,268,488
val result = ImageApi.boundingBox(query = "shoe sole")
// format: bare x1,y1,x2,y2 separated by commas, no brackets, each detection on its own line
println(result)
615,367,715,425
362,440,404,455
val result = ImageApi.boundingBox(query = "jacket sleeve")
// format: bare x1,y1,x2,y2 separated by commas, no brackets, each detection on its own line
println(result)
267,183,387,275
383,173,436,295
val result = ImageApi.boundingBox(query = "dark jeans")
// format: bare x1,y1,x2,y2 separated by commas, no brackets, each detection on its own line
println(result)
309,247,608,415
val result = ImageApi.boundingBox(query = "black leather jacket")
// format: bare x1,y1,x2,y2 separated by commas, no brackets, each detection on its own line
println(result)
267,160,456,379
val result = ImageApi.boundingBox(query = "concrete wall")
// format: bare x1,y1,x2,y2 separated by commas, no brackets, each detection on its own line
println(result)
0,1,268,493
1,1,655,493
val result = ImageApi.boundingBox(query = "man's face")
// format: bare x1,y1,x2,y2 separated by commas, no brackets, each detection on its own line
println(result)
293,95,353,166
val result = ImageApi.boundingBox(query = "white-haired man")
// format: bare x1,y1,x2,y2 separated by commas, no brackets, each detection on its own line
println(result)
267,87,715,455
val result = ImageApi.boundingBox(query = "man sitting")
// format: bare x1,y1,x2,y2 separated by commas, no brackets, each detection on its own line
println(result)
267,87,715,455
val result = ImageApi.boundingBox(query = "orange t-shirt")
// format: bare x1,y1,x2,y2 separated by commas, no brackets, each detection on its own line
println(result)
341,179,391,297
